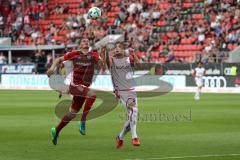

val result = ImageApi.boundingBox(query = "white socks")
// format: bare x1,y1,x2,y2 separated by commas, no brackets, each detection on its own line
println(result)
119,107,138,140
195,87,200,97
119,120,130,140
129,107,138,139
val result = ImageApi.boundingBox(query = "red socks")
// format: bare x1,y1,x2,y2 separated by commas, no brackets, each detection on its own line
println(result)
81,95,96,122
55,95,96,135
56,115,70,134
56,96,86,135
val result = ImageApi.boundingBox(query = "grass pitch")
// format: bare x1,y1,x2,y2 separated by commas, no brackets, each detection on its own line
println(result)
0,90,239,160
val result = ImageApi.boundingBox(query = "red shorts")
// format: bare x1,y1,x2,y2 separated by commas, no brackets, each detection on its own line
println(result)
69,83,89,97
69,83,89,112
71,96,86,112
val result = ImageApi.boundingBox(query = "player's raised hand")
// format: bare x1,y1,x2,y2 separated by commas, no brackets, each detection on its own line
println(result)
47,56,64,77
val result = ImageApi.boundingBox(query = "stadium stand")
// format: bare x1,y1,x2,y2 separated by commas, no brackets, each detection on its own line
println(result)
0,0,239,63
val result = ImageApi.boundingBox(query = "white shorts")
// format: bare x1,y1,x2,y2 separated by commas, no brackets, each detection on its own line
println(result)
64,73,73,98
116,90,138,107
64,72,73,85
49,75,69,93
195,78,203,87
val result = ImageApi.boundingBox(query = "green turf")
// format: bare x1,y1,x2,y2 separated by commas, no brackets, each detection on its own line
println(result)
0,90,240,160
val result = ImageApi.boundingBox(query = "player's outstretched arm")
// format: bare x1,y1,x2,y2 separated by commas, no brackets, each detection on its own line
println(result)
47,56,64,77
105,51,111,69
98,58,106,70
101,45,110,69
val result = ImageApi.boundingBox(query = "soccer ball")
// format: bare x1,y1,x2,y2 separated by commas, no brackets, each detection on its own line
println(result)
88,7,101,19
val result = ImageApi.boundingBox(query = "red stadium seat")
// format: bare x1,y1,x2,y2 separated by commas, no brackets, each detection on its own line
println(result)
157,21,166,27
147,0,156,4
192,14,203,20
136,52,144,58
151,51,159,58
183,3,192,8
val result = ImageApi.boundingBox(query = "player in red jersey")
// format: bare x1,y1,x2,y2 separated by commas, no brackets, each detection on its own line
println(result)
47,38,105,145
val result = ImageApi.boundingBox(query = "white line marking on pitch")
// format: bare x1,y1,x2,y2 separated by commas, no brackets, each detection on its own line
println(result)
125,153,240,160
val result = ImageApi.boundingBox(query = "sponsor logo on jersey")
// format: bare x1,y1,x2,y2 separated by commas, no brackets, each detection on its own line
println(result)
75,61,92,66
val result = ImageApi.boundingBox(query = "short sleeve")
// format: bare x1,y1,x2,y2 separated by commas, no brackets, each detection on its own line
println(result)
64,52,77,61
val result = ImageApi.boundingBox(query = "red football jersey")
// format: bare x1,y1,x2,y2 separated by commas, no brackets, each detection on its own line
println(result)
64,51,100,86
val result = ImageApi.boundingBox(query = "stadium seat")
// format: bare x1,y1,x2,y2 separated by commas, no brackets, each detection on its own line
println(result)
157,21,167,27
147,0,156,4
151,51,159,58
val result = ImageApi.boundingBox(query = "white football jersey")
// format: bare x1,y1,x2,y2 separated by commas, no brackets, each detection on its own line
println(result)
194,67,205,78
111,56,135,91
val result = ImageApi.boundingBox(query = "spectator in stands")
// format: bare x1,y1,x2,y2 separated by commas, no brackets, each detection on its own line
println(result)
0,52,7,64
103,1,111,12
32,2,40,20
160,46,169,56
39,2,47,20
140,9,150,23
46,53,53,69
24,12,30,24
114,8,128,26
31,50,47,74
127,0,143,16
165,49,175,63
66,14,75,29
79,1,88,8
18,30,25,43
9,28,18,42
23,24,33,36
62,3,69,14
10,0,17,10
67,29,79,43
204,40,215,54
36,35,45,45
147,40,160,55
197,32,205,45
31,28,41,41
12,13,24,31
76,15,86,28
197,24,205,34
227,30,238,43
51,4,63,15
151,7,161,22
16,57,24,64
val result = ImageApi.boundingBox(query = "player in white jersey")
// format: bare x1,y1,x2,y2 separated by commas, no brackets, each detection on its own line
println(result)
193,62,206,100
105,42,140,149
